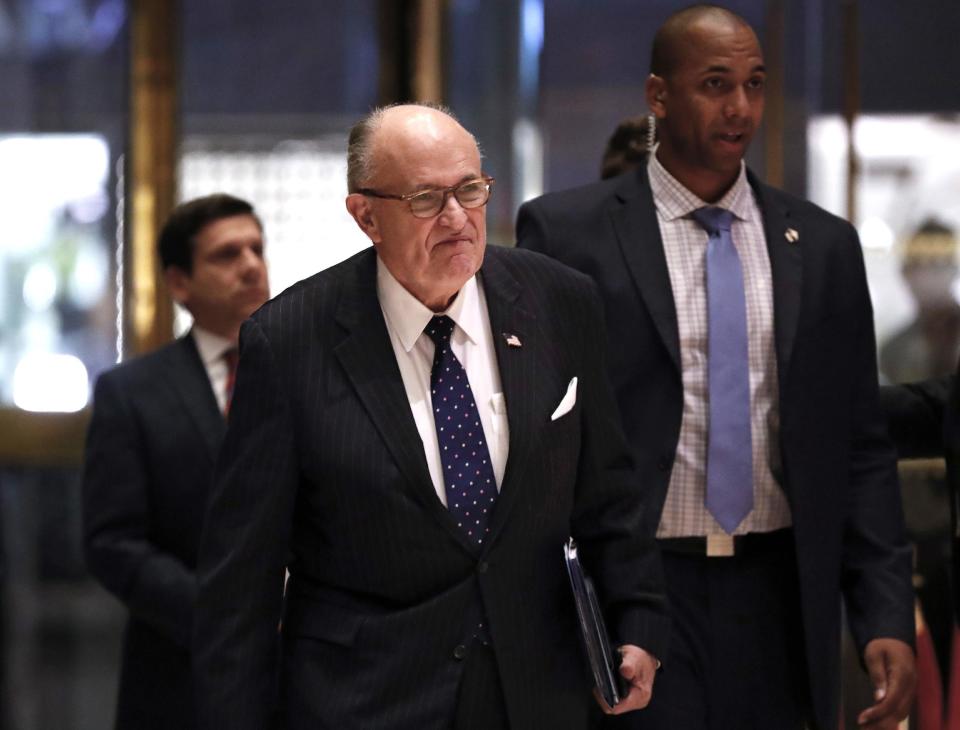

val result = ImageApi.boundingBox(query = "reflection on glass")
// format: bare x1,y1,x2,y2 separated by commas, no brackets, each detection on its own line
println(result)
0,134,116,411
808,114,960,357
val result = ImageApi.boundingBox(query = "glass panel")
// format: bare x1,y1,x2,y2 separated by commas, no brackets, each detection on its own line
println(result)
176,0,379,331
0,0,129,412
0,2,129,727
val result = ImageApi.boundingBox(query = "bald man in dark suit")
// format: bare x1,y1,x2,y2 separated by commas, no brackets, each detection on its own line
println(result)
517,6,915,730
193,104,669,730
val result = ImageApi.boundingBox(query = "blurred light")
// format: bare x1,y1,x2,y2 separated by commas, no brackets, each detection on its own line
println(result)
68,189,110,223
68,241,108,307
22,262,58,311
13,353,89,412
0,134,109,254
859,216,895,251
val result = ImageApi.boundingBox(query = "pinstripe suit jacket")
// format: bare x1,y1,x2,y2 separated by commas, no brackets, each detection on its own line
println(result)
193,245,669,730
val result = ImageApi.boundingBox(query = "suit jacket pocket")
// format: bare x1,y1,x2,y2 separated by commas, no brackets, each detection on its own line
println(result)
283,598,365,647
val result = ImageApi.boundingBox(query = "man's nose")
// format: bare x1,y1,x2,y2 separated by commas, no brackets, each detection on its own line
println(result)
724,86,749,118
437,192,467,227
240,248,266,278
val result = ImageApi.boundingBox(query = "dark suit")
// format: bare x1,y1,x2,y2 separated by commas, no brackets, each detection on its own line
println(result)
83,334,224,730
516,167,915,730
193,245,669,730
881,371,960,625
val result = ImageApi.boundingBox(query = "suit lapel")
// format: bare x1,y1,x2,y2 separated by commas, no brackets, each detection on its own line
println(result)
163,335,225,460
749,172,803,385
608,170,682,372
331,251,470,547
477,249,540,546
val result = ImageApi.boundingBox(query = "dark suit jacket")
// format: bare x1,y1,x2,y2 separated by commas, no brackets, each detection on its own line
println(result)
881,371,960,623
516,167,915,730
193,245,669,730
83,334,224,730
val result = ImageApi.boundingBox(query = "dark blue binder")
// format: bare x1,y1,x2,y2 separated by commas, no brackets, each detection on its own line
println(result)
563,537,625,708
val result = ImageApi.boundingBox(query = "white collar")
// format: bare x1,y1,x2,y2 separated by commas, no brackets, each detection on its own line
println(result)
191,325,235,366
376,257,483,352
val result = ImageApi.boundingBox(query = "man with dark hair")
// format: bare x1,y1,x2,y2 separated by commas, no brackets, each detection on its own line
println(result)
600,116,653,181
517,5,916,729
193,104,668,730
83,193,269,729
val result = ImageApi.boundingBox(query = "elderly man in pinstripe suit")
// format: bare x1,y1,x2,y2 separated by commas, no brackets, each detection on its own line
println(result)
193,103,668,730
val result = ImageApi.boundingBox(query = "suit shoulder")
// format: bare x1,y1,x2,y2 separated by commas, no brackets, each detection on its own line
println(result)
761,183,856,236
96,338,185,389
520,175,625,220
487,245,598,300
250,247,373,333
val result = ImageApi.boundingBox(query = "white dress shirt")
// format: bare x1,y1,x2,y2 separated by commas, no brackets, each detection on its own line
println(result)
376,258,509,506
647,153,792,537
191,325,236,415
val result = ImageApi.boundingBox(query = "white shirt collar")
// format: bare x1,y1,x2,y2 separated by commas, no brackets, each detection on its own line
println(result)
647,150,754,224
376,257,483,352
191,325,235,366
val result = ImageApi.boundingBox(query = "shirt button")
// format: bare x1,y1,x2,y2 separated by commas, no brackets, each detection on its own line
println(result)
477,561,489,574
453,644,467,660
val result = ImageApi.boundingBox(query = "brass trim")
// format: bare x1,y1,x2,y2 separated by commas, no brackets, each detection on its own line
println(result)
0,408,90,467
412,0,446,103
127,0,178,358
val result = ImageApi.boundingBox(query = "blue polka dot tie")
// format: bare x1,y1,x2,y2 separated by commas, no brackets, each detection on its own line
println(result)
425,315,498,546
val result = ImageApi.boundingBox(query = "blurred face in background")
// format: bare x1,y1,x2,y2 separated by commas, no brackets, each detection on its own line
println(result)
165,214,270,339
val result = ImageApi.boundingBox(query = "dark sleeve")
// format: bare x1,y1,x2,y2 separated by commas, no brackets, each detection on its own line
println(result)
194,317,297,730
569,279,670,662
82,373,196,648
515,199,553,256
879,376,952,459
839,231,916,655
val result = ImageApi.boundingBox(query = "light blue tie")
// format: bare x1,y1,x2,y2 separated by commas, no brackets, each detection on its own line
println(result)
692,207,753,534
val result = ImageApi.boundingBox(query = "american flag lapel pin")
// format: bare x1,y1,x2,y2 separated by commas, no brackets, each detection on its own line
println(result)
503,333,522,348
785,227,799,243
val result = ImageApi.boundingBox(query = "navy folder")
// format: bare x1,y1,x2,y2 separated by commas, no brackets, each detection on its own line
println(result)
563,537,625,708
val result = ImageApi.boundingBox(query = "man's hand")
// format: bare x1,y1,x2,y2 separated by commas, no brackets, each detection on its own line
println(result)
857,637,916,729
595,644,658,715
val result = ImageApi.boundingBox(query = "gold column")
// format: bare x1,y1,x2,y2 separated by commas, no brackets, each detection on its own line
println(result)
377,0,446,105
127,0,178,358
411,0,445,103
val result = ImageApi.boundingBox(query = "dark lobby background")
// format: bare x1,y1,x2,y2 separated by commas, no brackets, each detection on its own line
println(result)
0,1,958,728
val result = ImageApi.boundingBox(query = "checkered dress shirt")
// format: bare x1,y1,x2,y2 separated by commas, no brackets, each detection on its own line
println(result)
647,154,792,537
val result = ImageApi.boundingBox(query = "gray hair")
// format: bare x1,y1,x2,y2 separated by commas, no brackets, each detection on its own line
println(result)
346,102,477,193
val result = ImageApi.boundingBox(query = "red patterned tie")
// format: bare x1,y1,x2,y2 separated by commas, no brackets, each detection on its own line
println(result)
222,348,239,417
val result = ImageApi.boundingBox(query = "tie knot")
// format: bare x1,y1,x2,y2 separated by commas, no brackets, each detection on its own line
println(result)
691,206,734,235
222,347,239,371
425,315,456,346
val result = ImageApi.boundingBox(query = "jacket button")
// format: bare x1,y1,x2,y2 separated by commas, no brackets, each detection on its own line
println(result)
453,644,467,660
477,561,489,574
658,455,674,471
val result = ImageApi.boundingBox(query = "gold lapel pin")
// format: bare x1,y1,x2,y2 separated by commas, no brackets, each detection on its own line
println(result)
785,228,799,243
503,333,522,348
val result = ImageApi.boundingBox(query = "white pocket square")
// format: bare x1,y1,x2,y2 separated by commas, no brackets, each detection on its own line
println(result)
550,377,578,421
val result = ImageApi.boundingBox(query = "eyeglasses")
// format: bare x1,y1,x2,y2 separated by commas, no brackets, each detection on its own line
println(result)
358,176,495,219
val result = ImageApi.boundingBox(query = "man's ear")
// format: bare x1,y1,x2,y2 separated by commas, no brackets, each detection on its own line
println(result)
345,194,381,243
645,74,667,118
163,266,191,307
